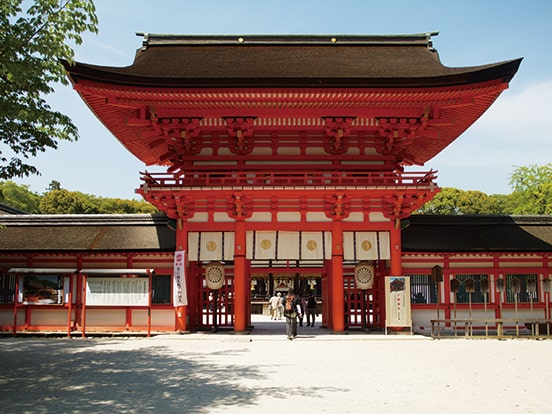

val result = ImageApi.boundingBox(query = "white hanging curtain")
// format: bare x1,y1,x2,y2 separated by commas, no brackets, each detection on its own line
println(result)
223,232,235,261
378,231,391,260
200,232,224,261
301,231,326,260
247,231,277,260
277,231,300,260
344,231,391,261
343,232,355,261
355,232,379,260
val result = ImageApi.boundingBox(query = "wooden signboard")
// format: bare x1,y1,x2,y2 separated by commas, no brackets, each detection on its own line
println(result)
385,276,412,334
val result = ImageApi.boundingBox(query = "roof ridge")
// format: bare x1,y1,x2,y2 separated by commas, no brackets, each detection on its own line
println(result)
137,32,439,48
0,213,170,226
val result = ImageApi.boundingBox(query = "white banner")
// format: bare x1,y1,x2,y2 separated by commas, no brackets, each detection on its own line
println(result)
173,251,188,306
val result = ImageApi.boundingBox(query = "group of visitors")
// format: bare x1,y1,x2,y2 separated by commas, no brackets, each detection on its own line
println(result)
268,290,318,340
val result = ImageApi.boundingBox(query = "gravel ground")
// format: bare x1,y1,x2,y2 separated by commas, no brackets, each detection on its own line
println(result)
1,316,551,414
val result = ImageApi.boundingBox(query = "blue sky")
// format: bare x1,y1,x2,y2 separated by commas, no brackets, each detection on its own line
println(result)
13,0,552,199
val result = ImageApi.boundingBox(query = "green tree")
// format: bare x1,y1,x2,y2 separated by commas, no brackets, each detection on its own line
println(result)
0,180,40,212
97,197,158,214
416,187,463,215
47,180,62,191
508,164,552,215
457,190,502,215
0,0,98,179
416,188,506,215
39,188,98,214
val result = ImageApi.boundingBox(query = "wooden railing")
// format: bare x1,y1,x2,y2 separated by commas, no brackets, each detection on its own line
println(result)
140,170,438,189
430,318,552,339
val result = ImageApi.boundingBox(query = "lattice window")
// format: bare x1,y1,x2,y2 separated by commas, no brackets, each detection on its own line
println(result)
0,273,16,304
505,274,539,303
152,275,171,304
453,274,489,304
408,274,437,304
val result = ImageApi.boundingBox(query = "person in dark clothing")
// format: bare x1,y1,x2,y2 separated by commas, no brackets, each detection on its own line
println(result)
306,291,317,327
283,288,302,340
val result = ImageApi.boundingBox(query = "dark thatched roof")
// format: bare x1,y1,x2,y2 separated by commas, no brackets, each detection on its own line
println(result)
1,214,552,254
63,33,522,88
0,214,175,252
402,215,552,252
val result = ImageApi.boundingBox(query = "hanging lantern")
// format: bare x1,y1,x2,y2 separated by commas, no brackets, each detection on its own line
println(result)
465,279,475,293
250,279,257,291
205,261,225,290
354,262,374,290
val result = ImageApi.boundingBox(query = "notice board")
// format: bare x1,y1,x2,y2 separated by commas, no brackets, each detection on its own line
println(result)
86,277,149,306
385,276,412,332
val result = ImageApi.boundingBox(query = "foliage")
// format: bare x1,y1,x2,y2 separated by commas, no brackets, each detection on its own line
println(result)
507,164,552,215
39,189,158,214
2,164,551,216
416,188,463,215
0,180,40,213
0,181,157,214
39,188,98,213
0,0,98,179
416,164,552,215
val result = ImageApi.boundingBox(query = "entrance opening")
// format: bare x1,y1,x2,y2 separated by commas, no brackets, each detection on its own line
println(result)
192,259,384,333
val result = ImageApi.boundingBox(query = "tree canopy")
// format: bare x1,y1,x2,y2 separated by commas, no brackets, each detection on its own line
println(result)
415,164,552,215
0,180,157,214
0,0,98,179
1,168,550,216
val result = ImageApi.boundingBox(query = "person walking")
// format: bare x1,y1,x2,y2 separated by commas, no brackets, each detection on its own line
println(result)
298,295,307,327
268,292,280,320
283,288,302,340
306,291,317,327
276,292,284,320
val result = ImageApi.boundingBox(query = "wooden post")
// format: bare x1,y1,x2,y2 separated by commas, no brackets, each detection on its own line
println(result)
331,219,345,333
12,275,19,337
82,273,87,338
390,219,402,276
67,289,72,338
234,219,248,332
147,271,152,337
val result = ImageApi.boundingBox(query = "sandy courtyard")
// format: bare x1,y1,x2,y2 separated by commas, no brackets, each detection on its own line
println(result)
1,324,551,413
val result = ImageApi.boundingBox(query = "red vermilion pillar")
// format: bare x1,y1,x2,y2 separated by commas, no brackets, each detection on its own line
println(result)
175,218,188,332
331,219,345,332
390,219,402,276
234,219,248,332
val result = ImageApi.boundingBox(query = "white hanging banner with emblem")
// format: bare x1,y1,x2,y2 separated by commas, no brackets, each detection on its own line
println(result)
301,232,325,260
248,231,277,260
199,232,223,261
173,250,188,306
355,232,379,260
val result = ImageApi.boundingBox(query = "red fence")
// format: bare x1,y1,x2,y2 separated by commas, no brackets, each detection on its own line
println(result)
140,170,437,188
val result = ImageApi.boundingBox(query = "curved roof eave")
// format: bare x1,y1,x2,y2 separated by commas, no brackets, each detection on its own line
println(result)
62,58,522,90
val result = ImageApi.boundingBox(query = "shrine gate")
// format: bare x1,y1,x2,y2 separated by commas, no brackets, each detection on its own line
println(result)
63,33,520,333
